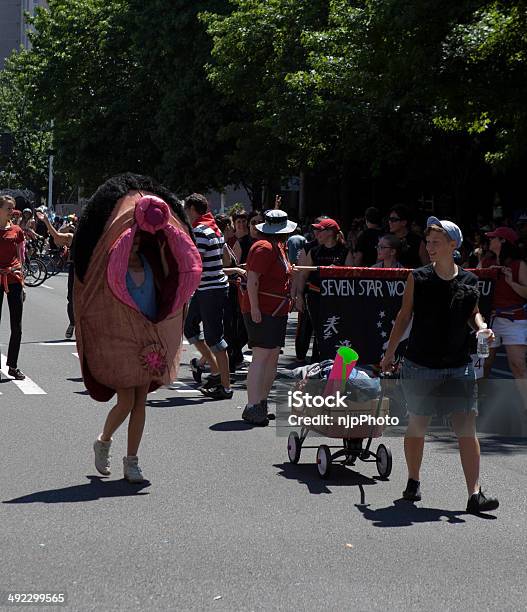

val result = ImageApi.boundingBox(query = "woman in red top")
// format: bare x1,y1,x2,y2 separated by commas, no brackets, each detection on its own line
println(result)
241,210,297,426
482,228,527,394
0,195,26,380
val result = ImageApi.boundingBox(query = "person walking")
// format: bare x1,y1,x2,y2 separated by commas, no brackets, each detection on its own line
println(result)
241,210,297,425
184,193,232,399
388,205,429,268
36,210,76,338
73,173,201,483
294,218,353,362
0,195,26,380
381,216,499,514
371,234,403,268
354,206,383,266
481,227,527,423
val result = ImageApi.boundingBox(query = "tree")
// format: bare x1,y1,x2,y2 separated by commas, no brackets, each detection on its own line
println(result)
0,66,53,196
4,0,161,193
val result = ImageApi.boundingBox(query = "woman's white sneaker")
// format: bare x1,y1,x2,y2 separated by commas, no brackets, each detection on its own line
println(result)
93,437,112,475
123,456,145,483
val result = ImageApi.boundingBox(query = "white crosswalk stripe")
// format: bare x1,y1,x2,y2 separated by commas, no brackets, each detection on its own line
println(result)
0,354,46,395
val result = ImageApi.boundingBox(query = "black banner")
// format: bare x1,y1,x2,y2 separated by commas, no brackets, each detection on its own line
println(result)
315,267,496,365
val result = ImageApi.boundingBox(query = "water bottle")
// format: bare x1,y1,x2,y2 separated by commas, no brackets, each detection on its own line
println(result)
477,325,490,359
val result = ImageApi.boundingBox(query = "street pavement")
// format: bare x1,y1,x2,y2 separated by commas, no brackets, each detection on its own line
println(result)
1,274,526,612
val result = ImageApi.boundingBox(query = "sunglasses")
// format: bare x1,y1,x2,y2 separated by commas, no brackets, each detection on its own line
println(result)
377,245,391,250
388,217,401,222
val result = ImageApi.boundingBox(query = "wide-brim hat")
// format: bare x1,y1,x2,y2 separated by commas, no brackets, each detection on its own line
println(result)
256,209,297,234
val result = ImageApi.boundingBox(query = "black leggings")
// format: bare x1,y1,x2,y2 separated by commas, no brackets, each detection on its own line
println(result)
0,282,23,368
67,262,75,326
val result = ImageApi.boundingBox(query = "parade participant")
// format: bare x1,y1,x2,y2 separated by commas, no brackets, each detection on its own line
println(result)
354,207,383,266
230,212,250,258
36,210,76,339
183,193,232,399
241,210,297,425
388,204,429,268
293,216,330,360
287,228,307,265
217,213,246,374
380,217,499,514
0,195,26,380
481,228,527,418
294,218,353,362
371,234,403,268
73,173,201,483
19,208,39,241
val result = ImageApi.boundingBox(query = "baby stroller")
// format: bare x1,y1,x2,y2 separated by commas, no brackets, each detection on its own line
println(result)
286,361,393,479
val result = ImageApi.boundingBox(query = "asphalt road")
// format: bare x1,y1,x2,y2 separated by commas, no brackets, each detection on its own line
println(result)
0,274,526,611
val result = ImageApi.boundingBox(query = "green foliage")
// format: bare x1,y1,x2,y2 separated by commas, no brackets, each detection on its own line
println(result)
0,67,52,193
1,0,526,203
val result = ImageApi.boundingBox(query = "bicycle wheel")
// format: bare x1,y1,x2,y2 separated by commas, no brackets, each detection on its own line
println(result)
24,258,47,287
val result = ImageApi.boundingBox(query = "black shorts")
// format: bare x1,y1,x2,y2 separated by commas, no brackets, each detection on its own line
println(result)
243,313,288,349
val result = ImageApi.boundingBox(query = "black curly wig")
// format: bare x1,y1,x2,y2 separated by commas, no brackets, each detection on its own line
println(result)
73,173,192,282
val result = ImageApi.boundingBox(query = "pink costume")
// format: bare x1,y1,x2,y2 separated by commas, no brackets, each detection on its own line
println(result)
74,193,202,401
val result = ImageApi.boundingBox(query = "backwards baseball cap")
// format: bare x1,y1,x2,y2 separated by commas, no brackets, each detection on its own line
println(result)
312,218,340,232
485,226,519,244
426,216,463,248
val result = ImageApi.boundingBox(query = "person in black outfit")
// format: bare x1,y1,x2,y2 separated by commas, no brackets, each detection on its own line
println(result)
293,216,329,360
354,206,383,266
388,204,429,268
381,217,499,515
293,218,353,362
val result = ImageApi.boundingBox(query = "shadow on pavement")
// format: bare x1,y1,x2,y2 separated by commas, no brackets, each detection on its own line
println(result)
274,462,377,495
146,396,212,408
2,476,150,504
427,435,527,455
355,499,470,527
210,420,255,432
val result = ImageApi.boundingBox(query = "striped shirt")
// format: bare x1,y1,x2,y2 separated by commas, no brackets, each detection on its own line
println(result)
194,224,228,291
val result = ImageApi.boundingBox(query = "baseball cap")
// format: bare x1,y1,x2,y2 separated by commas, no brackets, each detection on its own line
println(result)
312,218,340,232
485,227,519,244
426,216,463,248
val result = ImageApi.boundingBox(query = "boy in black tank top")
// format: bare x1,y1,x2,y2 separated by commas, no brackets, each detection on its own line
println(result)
381,217,499,515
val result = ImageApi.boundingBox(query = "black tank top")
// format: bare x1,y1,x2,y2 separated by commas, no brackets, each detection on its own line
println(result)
405,264,479,368
308,243,349,289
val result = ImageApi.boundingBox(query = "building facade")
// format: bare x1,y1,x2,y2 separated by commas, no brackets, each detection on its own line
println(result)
0,0,47,69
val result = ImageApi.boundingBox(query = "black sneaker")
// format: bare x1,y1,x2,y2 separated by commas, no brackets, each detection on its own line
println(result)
261,399,275,420
65,324,75,339
242,403,269,426
8,368,25,381
402,478,421,501
200,372,220,390
466,488,499,514
200,385,233,400
190,358,205,384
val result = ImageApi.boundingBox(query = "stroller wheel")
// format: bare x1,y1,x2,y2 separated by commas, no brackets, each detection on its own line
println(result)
287,432,301,464
376,444,392,479
316,445,332,479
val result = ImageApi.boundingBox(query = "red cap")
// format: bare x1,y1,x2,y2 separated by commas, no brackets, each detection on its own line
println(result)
312,218,340,232
485,227,519,244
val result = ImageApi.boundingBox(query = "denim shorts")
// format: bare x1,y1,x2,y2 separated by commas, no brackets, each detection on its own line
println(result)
184,288,229,353
400,358,478,417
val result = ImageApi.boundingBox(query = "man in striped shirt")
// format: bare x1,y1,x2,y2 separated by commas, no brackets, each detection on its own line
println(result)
183,193,232,399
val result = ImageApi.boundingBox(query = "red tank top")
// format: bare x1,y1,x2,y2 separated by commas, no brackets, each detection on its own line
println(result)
486,259,527,319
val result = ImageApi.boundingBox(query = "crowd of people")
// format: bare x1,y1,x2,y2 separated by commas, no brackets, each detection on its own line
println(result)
2,182,526,513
